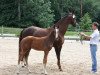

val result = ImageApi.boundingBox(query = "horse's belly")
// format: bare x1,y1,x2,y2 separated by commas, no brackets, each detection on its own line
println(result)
31,45,44,51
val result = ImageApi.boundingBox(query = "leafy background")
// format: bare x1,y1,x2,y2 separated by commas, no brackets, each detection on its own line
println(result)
0,0,100,31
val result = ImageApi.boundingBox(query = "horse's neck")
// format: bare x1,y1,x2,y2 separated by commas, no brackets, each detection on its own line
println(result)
46,32,55,44
56,18,70,36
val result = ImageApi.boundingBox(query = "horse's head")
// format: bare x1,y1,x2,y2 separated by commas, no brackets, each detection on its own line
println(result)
67,13,76,27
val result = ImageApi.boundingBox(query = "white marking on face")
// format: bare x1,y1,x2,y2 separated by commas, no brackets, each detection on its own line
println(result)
55,27,59,38
73,15,75,18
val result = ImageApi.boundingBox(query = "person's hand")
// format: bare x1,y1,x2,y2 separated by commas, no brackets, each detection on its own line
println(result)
79,32,86,36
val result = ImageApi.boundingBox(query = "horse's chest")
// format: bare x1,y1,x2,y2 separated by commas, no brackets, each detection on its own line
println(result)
54,37,64,45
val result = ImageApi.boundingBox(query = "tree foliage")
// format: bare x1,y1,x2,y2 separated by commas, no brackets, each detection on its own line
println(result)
0,0,54,28
31,0,54,27
79,13,92,31
0,0,100,29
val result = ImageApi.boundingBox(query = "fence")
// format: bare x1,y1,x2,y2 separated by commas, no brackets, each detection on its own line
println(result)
0,26,22,37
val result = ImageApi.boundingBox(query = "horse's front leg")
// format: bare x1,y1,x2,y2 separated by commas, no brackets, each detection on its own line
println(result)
54,46,62,71
43,51,49,75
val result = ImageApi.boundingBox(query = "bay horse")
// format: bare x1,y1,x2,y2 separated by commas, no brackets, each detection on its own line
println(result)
18,27,59,75
19,12,76,71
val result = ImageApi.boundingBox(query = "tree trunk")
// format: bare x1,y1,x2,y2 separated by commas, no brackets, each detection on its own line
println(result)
18,0,21,21
80,0,83,18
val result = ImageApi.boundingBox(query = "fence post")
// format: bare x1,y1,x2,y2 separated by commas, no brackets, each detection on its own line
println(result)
1,25,3,37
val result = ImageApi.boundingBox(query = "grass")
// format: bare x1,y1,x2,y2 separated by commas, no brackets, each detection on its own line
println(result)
0,27,22,36
0,27,92,37
65,31,92,36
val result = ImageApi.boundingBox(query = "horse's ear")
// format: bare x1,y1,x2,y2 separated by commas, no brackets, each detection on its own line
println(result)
68,8,75,14
72,9,75,14
57,25,59,28
68,8,73,12
54,24,55,28
53,24,57,29
68,8,71,13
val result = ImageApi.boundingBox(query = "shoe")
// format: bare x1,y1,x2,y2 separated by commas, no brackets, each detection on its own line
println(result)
91,69,97,73
91,71,98,75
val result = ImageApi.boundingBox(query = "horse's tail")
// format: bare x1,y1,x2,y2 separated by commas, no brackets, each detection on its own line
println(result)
18,29,24,64
19,29,24,44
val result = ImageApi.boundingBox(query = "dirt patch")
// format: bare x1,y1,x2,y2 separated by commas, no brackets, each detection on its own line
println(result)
0,38,100,75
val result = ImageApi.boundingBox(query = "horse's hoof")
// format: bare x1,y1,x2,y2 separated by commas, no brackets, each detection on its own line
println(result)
59,69,63,71
44,73,48,75
16,72,19,75
24,64,27,66
16,70,20,74
41,72,48,75
28,71,31,73
22,66,25,68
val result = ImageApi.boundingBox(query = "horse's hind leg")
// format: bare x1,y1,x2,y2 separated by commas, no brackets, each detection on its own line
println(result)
43,51,49,75
17,53,25,74
24,49,31,73
24,49,31,66
20,53,25,67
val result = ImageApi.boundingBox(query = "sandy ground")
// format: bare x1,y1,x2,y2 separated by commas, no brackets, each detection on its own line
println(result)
0,37,100,75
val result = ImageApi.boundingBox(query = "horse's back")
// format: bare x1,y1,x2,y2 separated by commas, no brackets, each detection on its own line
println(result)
21,36,46,50
20,26,54,40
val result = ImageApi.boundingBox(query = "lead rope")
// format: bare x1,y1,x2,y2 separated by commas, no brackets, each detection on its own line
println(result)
76,23,86,71
76,23,83,44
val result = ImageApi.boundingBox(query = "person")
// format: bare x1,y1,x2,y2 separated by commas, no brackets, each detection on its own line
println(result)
80,22,99,73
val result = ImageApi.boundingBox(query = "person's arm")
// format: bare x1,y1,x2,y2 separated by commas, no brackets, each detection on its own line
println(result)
80,32,91,40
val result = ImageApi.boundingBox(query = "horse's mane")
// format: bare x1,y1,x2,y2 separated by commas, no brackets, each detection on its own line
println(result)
57,16,67,23
53,15,68,28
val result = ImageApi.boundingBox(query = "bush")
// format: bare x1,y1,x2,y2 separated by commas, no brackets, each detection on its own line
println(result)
79,13,92,31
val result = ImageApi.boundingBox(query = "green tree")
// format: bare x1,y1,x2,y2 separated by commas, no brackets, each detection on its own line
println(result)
17,0,54,28
50,0,80,22
31,0,54,28
0,0,54,28
0,0,18,27
79,13,92,31
1,0,100,28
